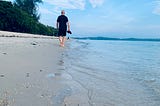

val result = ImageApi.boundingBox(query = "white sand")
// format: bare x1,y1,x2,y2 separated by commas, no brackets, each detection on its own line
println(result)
0,31,91,106
0,31,54,38
0,31,69,106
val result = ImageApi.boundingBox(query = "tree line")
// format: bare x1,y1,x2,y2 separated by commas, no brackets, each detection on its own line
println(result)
0,0,57,36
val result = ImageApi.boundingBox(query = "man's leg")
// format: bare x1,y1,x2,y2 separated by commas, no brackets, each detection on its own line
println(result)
62,36,66,47
59,36,63,46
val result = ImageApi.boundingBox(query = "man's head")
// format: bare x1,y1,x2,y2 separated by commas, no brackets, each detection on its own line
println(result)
61,10,65,15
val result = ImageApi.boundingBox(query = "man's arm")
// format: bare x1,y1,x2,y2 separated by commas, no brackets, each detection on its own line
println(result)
56,22,59,29
67,22,70,31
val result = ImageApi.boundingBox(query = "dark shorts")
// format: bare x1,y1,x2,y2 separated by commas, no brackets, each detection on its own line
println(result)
58,29,67,36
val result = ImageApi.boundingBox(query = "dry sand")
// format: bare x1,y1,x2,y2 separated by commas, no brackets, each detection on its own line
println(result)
0,31,80,106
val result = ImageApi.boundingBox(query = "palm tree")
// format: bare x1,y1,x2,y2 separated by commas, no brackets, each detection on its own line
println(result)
14,0,42,21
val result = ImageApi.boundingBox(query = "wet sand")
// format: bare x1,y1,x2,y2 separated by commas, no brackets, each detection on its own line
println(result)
0,31,73,106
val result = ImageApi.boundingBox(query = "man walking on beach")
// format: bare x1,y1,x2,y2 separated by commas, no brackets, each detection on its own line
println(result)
56,10,70,47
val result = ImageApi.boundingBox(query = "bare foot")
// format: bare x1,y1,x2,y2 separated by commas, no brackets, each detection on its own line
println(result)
60,42,63,47
60,44,65,47
60,42,65,47
62,44,65,47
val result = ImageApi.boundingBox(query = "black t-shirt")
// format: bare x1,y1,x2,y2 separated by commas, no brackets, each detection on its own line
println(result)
57,15,68,30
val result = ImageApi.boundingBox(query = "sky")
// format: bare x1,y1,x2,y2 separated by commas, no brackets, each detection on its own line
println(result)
6,0,160,38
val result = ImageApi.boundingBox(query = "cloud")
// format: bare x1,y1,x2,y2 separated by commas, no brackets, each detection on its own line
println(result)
5,0,13,1
152,0,160,15
44,0,105,12
39,7,53,14
89,0,104,8
44,0,85,10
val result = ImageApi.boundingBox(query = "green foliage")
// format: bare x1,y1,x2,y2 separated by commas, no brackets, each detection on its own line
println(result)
0,1,57,36
14,0,42,21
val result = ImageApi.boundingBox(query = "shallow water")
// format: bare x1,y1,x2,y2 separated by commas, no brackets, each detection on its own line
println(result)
62,39,160,106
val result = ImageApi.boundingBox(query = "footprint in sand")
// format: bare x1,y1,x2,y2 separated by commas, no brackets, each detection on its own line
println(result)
0,75,5,77
2,53,7,55
26,73,30,77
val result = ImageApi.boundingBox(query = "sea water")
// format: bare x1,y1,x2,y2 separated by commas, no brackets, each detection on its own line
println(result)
63,38,160,106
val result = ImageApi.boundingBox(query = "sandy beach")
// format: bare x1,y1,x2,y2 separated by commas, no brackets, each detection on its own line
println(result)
0,31,74,106
1,31,160,106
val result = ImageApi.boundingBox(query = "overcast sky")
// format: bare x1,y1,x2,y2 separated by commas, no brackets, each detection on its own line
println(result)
6,0,160,38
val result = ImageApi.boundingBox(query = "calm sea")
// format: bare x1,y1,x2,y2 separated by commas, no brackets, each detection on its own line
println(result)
63,37,160,106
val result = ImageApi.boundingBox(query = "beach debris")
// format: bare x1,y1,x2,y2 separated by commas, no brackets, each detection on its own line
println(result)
40,70,43,72
31,43,37,45
0,75,4,77
30,42,37,45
